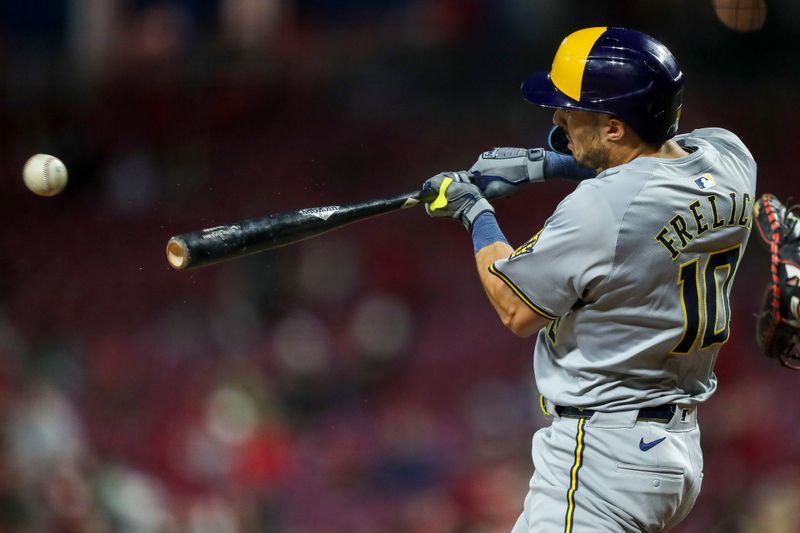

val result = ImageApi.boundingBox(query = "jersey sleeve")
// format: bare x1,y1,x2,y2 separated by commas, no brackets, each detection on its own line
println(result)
678,128,755,166
701,127,751,153
490,183,618,318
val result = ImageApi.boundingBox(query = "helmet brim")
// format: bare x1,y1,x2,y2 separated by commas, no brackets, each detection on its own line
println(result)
520,72,578,109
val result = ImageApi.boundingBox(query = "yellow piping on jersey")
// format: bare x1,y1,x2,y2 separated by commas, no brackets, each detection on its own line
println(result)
565,418,586,532
539,394,551,417
488,263,558,320
550,27,607,101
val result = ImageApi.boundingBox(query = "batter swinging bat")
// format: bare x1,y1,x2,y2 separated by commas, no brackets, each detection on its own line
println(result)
166,188,438,271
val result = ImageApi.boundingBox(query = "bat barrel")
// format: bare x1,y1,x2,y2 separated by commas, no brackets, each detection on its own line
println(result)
167,188,432,271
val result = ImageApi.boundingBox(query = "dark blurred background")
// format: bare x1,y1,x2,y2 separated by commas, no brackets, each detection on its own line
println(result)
0,1,798,531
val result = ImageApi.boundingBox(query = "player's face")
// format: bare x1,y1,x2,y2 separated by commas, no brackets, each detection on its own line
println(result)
553,109,611,171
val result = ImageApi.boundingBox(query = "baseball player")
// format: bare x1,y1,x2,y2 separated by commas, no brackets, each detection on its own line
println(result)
422,27,757,532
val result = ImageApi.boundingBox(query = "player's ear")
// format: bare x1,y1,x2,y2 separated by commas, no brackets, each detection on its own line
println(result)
607,118,625,142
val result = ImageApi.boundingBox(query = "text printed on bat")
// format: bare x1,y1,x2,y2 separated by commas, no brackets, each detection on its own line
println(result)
202,225,241,240
299,206,342,220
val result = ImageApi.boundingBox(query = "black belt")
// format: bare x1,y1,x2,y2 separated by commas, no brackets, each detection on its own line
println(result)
555,404,677,423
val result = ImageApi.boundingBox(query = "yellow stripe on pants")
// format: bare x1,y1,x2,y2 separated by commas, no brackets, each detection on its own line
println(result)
565,418,586,532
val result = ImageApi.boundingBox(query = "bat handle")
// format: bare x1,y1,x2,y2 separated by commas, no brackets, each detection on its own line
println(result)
166,237,190,270
417,187,438,204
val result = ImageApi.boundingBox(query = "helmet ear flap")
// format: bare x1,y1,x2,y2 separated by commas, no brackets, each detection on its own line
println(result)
548,125,572,155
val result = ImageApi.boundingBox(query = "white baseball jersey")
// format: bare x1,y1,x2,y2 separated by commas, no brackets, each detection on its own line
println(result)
491,128,757,411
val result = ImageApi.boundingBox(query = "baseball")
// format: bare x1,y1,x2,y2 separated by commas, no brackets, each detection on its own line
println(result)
23,154,68,197
713,0,767,32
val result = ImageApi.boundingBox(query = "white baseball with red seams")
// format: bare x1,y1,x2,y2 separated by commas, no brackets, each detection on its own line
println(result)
23,154,68,196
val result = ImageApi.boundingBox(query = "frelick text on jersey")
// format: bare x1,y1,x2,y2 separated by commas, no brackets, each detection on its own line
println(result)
655,192,751,259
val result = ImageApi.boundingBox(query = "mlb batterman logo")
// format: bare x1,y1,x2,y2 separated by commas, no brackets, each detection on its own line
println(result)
694,173,716,190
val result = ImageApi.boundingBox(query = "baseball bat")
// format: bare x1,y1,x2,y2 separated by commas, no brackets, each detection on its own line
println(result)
166,187,438,271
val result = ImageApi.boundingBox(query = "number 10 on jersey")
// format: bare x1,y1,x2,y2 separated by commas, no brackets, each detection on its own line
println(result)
673,245,742,354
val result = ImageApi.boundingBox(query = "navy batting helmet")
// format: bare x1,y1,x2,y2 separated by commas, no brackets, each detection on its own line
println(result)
522,27,684,144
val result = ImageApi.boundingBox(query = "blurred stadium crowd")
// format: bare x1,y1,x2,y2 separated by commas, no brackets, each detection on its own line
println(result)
1,0,800,532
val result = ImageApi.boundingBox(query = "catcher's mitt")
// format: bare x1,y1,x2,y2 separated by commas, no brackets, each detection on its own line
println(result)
753,194,800,369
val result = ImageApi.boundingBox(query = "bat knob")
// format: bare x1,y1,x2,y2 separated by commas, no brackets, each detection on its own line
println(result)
166,237,190,270
418,187,438,203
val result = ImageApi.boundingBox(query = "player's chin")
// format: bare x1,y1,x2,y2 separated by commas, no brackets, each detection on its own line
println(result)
574,147,607,172
572,151,592,169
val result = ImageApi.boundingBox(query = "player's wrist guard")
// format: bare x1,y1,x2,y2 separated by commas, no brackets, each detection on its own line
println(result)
468,146,595,199
468,148,545,199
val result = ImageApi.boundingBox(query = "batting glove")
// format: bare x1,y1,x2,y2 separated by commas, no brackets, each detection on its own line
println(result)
422,171,494,230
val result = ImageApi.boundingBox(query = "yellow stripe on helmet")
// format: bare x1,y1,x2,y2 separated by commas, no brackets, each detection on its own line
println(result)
550,27,607,102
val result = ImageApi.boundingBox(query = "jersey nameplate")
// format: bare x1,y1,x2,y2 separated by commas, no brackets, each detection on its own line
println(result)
654,191,751,259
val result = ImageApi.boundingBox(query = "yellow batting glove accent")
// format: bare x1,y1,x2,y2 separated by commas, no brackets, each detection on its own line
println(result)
429,177,453,212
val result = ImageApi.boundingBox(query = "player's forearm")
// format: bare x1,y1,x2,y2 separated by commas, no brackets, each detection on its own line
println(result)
472,215,546,337
475,240,517,318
